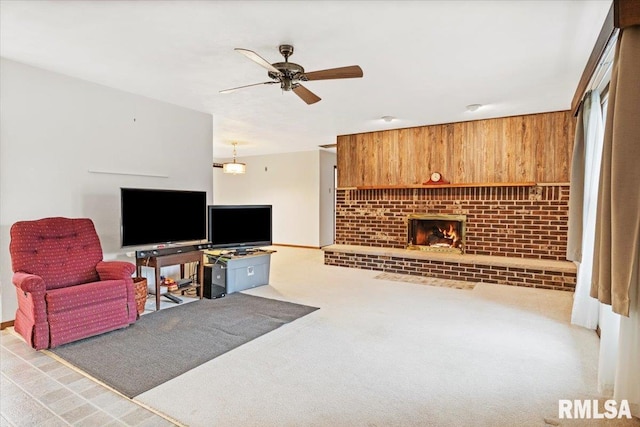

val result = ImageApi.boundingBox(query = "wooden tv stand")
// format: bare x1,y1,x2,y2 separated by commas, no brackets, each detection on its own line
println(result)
136,250,204,311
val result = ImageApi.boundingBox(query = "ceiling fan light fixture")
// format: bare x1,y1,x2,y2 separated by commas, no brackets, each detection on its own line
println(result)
466,104,483,112
222,142,246,174
381,115,395,122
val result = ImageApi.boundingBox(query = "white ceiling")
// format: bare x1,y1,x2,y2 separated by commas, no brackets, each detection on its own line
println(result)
0,0,611,158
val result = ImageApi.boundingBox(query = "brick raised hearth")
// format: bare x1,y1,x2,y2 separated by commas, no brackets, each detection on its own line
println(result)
324,184,576,291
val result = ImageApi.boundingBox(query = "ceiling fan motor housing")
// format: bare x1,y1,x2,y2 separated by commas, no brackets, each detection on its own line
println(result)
269,62,305,91
269,45,304,91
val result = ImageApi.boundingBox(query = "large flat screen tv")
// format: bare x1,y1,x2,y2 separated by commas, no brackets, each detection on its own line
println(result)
208,205,272,252
121,188,207,247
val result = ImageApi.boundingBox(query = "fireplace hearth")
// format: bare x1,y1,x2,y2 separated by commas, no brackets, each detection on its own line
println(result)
407,214,466,254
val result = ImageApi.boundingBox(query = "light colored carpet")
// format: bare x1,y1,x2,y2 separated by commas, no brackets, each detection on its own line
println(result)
375,271,477,290
132,246,638,427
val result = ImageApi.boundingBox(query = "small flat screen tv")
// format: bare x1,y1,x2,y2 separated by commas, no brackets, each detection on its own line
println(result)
121,188,207,247
208,205,272,252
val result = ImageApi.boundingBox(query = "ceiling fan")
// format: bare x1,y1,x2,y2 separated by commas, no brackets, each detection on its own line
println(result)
220,44,363,105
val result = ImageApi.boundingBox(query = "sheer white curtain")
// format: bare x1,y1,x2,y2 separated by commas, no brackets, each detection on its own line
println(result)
598,302,620,394
570,90,604,329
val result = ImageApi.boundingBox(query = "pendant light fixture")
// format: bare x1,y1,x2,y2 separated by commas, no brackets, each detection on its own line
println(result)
222,142,246,174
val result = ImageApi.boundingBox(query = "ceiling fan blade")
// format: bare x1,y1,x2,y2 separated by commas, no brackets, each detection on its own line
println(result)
234,48,282,75
292,84,321,105
220,81,277,94
303,65,363,81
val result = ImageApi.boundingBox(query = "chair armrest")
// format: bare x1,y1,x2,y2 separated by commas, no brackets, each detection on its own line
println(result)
96,261,136,281
12,272,46,293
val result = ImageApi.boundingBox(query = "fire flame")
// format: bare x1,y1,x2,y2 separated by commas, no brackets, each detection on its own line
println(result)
434,224,459,248
443,224,458,243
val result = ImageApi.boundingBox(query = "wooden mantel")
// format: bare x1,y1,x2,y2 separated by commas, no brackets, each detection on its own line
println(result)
339,182,539,190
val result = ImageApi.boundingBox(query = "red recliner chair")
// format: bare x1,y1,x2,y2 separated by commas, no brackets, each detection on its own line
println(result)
10,217,137,350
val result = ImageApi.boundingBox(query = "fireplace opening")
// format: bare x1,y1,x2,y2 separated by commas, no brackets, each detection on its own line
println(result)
407,214,466,253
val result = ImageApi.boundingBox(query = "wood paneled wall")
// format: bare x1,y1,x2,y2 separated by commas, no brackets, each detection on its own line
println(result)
337,110,575,188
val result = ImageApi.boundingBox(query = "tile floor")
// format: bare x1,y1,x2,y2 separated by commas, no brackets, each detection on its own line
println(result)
0,294,196,427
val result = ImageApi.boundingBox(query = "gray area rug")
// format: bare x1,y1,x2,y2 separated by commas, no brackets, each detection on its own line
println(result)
48,293,318,398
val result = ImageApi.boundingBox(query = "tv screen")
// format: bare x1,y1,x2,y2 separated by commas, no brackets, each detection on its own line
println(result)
121,188,207,247
208,205,272,251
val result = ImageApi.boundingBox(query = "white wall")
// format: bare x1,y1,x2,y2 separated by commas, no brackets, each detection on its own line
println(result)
0,59,213,322
213,150,333,248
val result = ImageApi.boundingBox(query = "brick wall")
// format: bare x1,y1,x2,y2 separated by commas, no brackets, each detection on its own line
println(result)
335,185,570,261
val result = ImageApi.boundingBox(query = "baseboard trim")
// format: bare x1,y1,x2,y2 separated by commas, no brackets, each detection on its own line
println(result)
1,320,15,330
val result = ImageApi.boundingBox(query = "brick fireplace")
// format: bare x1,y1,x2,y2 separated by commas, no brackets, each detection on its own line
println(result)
324,184,576,291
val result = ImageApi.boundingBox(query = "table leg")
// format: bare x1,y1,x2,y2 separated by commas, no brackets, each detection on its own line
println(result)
198,259,204,299
155,265,161,311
